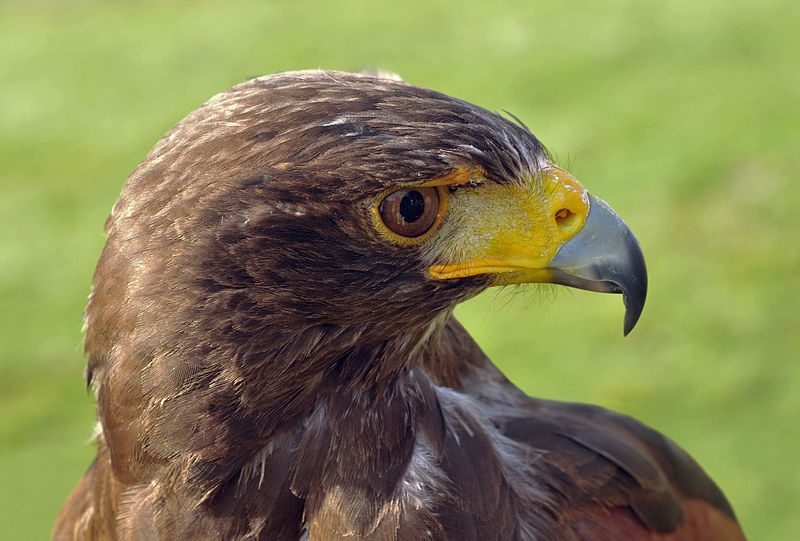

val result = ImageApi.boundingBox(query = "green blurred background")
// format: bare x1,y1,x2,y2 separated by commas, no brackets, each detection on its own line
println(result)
1,0,797,538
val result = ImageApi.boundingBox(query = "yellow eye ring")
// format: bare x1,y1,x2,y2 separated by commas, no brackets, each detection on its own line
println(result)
372,185,447,244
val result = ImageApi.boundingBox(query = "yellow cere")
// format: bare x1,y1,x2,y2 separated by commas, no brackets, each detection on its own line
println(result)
428,163,589,284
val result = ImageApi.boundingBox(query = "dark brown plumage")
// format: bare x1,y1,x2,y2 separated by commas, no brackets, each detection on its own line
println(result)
54,70,745,540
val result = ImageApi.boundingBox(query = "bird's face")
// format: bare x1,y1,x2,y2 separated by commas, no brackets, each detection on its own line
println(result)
365,161,646,335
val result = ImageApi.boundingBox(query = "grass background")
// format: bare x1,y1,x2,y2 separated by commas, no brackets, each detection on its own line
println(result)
1,0,797,538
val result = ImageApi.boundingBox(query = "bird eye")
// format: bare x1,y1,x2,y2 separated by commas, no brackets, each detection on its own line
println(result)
378,187,441,238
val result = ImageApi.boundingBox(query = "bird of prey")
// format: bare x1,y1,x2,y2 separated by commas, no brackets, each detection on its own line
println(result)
54,70,745,540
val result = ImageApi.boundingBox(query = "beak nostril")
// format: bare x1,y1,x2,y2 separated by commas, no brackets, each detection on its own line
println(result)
555,208,580,234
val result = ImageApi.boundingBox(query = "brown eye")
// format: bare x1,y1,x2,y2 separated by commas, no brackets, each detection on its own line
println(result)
378,187,441,238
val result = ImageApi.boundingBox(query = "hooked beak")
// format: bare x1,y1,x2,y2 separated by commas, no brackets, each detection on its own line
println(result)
427,164,647,335
548,194,647,335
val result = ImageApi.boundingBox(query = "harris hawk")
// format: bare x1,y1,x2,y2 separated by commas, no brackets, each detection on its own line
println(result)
54,70,745,540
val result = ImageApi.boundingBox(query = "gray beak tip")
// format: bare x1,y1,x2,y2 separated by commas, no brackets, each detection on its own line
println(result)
550,194,648,336
621,225,648,336
622,273,647,336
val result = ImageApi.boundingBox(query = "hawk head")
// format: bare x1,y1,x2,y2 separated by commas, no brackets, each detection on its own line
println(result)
84,69,645,487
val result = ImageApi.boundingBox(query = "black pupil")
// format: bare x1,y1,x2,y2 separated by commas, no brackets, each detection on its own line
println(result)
399,190,425,223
